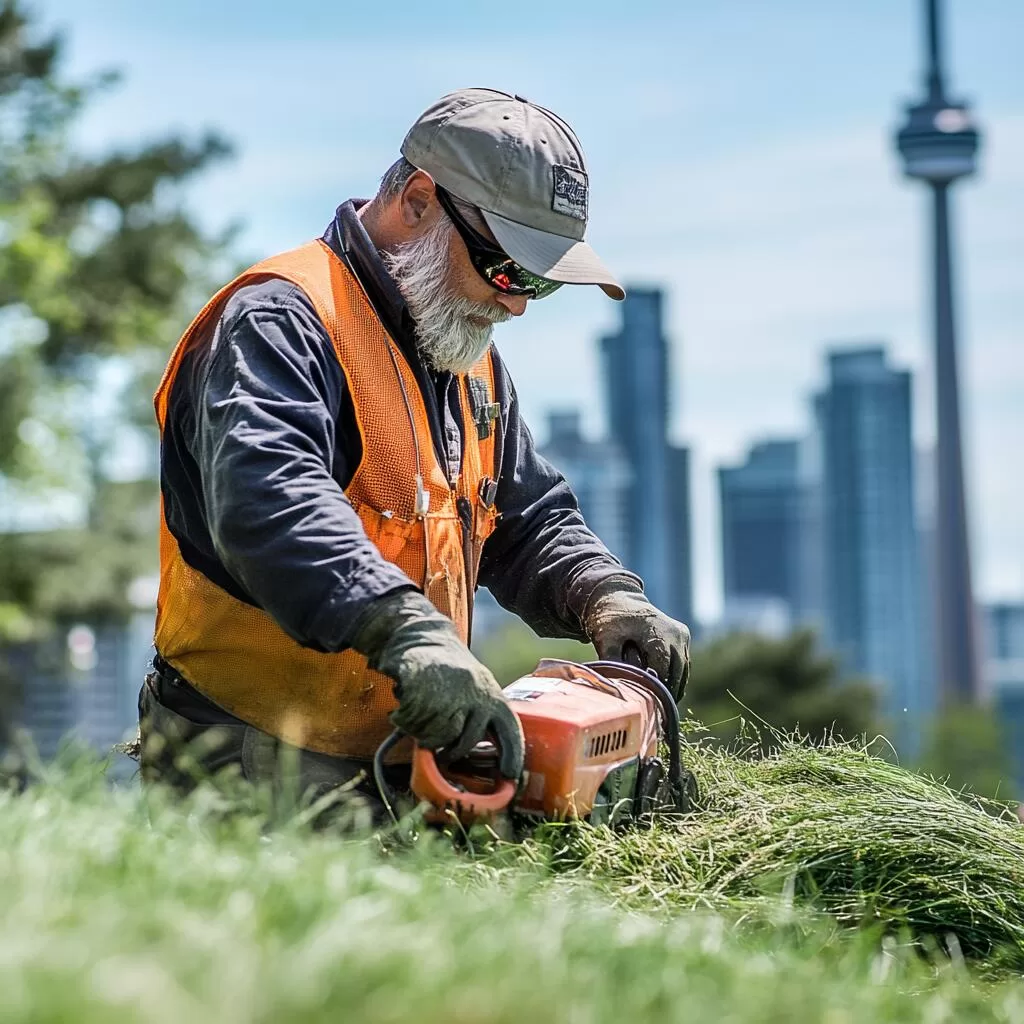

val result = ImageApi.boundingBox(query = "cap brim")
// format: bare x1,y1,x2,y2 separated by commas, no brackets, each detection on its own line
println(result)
480,210,625,301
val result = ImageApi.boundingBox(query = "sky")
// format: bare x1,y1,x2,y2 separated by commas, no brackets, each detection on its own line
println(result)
37,0,1024,622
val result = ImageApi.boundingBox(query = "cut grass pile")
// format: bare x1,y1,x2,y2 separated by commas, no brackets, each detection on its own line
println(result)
521,734,1024,972
3,736,1024,1022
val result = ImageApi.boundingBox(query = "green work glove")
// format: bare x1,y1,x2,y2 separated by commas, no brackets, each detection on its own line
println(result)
583,580,691,702
351,590,525,779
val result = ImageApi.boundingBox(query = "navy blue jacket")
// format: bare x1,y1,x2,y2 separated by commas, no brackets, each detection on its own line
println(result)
160,200,638,681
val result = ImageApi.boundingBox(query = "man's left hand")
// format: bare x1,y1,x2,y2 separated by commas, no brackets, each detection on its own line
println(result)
584,585,690,701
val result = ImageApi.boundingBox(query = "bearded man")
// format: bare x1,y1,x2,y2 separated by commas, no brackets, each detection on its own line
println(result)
141,88,690,816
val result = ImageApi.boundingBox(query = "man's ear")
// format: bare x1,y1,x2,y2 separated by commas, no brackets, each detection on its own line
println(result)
399,170,438,231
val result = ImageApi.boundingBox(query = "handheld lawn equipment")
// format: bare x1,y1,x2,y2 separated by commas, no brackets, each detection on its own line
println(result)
374,657,698,827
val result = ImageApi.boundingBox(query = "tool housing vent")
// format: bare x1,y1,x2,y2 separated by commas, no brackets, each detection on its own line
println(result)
585,728,628,760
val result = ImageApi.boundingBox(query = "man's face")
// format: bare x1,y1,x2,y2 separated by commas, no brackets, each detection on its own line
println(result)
441,202,530,320
383,179,529,374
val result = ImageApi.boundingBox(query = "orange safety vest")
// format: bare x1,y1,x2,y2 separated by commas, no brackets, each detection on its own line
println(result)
153,239,500,759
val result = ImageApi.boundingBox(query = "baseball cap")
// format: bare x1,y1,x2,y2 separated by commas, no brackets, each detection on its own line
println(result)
401,88,624,301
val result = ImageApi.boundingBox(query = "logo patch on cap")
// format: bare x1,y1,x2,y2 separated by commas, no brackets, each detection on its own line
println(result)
552,165,588,222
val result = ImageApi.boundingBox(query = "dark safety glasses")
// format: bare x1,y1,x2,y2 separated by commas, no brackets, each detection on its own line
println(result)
435,185,563,300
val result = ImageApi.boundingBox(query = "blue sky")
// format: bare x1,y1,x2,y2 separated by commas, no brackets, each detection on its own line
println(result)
41,0,1024,621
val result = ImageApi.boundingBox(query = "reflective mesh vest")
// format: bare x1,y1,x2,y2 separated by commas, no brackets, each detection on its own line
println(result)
153,239,499,759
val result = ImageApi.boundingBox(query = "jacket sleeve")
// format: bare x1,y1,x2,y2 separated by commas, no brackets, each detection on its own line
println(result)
188,282,416,652
476,356,642,641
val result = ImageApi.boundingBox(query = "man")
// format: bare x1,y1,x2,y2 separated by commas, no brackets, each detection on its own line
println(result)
141,88,690,815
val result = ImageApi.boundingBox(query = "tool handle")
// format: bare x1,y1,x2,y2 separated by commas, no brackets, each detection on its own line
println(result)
622,640,648,671
410,746,516,821
596,647,687,805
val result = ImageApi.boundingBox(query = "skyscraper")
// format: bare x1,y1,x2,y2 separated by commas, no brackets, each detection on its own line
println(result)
983,603,1024,791
9,619,146,759
895,0,981,701
665,445,693,629
538,410,631,563
815,347,931,748
600,288,692,625
718,440,804,624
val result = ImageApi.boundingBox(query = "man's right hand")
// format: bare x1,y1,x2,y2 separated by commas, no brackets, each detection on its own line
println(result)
350,591,524,779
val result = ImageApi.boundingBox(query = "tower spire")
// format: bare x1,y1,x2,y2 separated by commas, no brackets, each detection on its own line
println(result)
926,0,945,100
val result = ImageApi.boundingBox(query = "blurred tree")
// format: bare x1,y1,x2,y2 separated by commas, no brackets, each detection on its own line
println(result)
0,1,232,639
683,630,879,749
0,479,158,628
0,649,15,743
916,706,1016,801
474,619,597,686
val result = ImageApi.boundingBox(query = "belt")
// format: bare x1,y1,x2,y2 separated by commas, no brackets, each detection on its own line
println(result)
151,653,244,728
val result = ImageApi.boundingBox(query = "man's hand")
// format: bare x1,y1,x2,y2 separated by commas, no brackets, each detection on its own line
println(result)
351,591,524,779
584,581,690,701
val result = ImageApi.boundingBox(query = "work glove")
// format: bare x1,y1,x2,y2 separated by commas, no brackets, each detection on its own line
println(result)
351,590,524,779
583,580,691,702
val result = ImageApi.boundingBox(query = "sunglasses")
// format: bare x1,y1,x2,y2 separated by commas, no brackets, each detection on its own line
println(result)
434,185,563,300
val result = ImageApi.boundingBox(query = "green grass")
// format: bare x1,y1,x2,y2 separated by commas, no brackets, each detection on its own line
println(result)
4,737,1024,1023
530,733,1024,967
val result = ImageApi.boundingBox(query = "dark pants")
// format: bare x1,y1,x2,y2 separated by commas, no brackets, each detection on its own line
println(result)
137,663,410,829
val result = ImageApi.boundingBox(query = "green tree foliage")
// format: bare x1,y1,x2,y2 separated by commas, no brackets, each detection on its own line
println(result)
683,629,879,748
0,2,232,640
0,479,158,631
474,618,597,686
0,2,231,394
916,705,1016,801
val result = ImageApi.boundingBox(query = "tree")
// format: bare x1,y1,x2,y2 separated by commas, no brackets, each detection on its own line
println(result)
916,706,1016,801
0,1,232,642
474,618,596,686
683,629,879,749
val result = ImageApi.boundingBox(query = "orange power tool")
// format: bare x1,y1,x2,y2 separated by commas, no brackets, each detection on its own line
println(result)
373,658,698,827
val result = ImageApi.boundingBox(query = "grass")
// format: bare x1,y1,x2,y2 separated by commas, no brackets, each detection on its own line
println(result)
4,736,1024,1022
525,732,1024,970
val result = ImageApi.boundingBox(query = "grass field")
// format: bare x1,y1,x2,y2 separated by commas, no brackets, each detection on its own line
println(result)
4,738,1024,1023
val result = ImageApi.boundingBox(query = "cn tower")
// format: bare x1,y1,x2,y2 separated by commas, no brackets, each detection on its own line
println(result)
895,0,981,701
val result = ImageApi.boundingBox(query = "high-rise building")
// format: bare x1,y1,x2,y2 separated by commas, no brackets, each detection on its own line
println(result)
717,438,826,638
718,440,804,623
984,603,1024,791
600,288,692,625
538,410,631,563
815,347,931,749
9,617,149,761
895,0,982,701
665,446,693,629
985,604,1024,665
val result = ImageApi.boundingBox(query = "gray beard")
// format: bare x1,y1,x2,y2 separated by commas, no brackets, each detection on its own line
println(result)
383,217,511,374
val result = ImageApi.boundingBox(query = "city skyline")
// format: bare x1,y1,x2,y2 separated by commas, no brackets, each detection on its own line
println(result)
35,0,1024,622
711,345,932,749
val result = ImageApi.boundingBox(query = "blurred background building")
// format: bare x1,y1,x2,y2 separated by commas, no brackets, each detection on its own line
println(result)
714,346,932,750
718,440,804,636
814,347,931,749
538,411,631,565
599,289,693,627
986,603,1024,790
535,289,694,632
7,616,150,762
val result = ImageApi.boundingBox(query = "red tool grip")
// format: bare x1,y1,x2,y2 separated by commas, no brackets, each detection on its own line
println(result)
410,747,516,821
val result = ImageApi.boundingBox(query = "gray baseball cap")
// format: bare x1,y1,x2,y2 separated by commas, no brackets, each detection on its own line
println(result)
401,88,624,301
